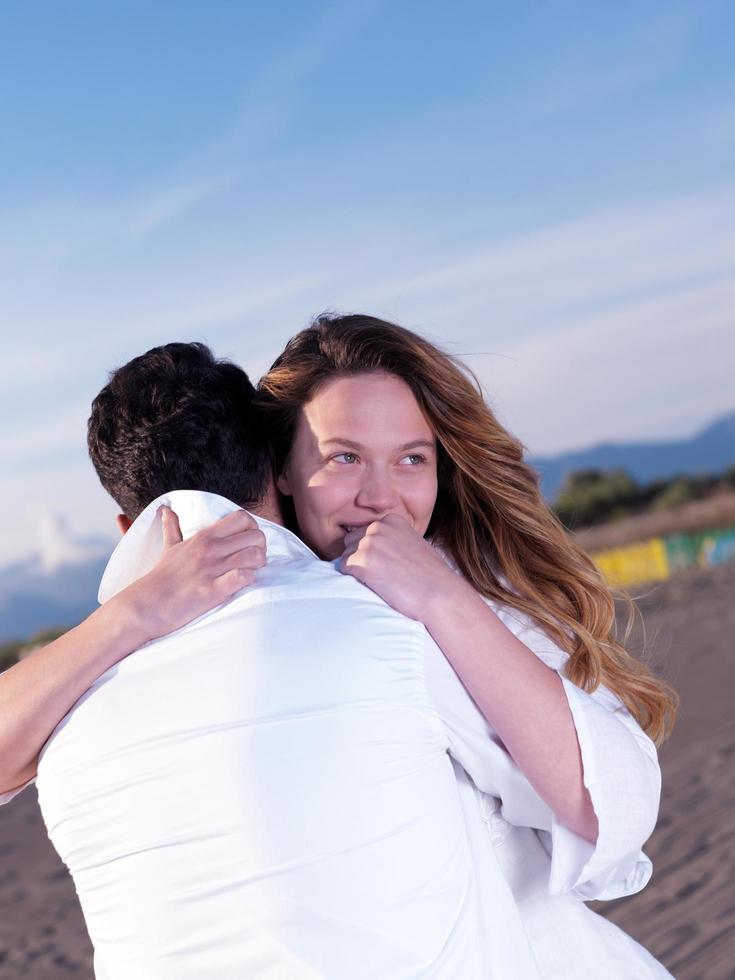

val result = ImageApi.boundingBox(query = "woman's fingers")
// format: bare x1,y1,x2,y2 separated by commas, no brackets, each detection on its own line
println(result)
208,509,260,538
215,545,267,577
340,552,366,583
214,566,258,599
160,506,255,554
338,542,360,567
213,528,267,560
213,546,269,596
342,525,371,549
188,511,267,570
136,509,270,641
160,506,183,549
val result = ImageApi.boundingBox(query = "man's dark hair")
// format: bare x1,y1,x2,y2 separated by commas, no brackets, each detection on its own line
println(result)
88,342,270,519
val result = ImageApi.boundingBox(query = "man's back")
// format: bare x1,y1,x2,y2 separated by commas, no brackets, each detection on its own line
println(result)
36,493,487,980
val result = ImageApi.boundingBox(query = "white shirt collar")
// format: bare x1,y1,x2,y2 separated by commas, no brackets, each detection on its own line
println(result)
98,489,316,604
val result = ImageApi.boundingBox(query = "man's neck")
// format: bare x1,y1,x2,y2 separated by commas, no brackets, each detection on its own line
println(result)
247,485,284,527
249,502,283,526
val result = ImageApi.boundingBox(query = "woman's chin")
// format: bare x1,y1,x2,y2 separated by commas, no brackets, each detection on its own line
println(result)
303,533,340,562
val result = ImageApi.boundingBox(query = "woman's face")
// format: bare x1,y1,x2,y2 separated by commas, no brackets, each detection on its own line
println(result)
278,372,439,560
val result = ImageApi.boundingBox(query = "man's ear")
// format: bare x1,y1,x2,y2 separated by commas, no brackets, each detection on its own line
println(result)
276,468,293,497
116,514,133,536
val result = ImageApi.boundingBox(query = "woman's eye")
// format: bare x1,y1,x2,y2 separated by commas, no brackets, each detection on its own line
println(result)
400,454,426,466
332,452,359,464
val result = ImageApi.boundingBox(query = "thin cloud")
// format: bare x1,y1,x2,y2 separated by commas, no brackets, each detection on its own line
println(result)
2,182,733,558
135,0,386,226
127,176,236,237
2,402,90,465
466,276,735,455
2,462,118,570
361,184,735,342
533,6,696,114
243,0,385,105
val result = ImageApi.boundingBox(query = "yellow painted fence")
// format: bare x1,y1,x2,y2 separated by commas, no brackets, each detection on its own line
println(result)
591,524,735,588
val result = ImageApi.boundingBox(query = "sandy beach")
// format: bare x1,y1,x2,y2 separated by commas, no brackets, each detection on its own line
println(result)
1,560,733,979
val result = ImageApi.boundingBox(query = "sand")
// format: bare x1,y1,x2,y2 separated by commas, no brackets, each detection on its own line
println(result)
589,560,735,979
1,561,733,979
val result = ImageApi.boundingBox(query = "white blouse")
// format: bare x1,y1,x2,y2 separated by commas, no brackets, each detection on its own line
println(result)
436,597,673,978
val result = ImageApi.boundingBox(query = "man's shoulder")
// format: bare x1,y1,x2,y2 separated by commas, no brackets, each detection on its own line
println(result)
218,557,424,636
244,557,378,602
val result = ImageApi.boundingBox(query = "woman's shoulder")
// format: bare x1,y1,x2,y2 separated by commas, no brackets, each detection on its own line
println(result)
432,541,626,713
432,543,568,666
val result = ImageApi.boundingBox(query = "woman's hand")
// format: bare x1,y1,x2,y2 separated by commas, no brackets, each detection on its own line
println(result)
0,506,267,796
341,513,599,843
338,514,466,623
122,506,267,643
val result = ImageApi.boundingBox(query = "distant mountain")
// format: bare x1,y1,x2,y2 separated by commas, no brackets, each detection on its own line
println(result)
532,412,735,501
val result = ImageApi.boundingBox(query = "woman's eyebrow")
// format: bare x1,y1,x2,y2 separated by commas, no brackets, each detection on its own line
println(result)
320,438,435,451
321,438,363,449
397,440,436,451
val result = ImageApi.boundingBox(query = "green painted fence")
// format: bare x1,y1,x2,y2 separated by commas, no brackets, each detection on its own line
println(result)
591,525,735,588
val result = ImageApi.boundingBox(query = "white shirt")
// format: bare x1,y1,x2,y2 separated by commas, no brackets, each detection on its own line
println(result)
5,490,671,978
446,607,674,979
32,491,542,980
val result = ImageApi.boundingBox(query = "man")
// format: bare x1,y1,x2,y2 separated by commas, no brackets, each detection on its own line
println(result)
2,343,541,979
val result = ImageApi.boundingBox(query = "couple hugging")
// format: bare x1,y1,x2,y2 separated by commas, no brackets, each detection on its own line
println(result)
0,314,676,979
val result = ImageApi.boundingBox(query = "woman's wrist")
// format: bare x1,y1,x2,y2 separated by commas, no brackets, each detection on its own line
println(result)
421,571,488,633
98,587,156,656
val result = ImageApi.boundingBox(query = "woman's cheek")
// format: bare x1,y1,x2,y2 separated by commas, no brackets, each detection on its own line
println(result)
414,478,439,533
305,487,346,555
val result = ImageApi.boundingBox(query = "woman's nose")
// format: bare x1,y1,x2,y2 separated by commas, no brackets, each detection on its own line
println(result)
355,468,399,512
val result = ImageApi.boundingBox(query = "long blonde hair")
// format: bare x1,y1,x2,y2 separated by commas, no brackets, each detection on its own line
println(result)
259,313,677,744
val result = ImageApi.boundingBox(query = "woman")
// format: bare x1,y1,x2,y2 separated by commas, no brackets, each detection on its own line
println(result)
254,312,677,978
1,314,676,977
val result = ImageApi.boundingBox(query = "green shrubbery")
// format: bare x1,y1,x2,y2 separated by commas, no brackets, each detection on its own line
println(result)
553,466,735,530
0,627,69,673
0,640,22,672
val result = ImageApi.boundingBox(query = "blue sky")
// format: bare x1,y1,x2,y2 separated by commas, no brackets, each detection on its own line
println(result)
2,0,734,566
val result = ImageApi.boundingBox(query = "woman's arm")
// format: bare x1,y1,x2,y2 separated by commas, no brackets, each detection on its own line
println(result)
421,616,661,901
421,582,599,842
0,507,266,797
341,514,600,841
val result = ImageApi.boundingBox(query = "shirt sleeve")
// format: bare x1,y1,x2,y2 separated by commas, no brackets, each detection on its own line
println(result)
422,600,662,902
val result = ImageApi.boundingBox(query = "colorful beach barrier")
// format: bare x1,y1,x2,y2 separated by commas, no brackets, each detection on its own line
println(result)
590,525,735,588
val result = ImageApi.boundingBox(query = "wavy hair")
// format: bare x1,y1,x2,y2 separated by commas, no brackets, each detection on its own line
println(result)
258,313,677,744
